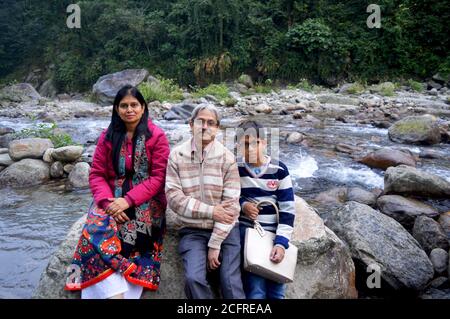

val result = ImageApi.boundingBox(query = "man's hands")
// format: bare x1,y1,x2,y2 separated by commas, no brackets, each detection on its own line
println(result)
270,246,285,263
242,202,260,220
207,248,221,271
212,199,236,224
105,197,130,224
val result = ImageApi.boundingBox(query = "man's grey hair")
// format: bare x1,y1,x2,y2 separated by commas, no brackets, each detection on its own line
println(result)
189,103,221,126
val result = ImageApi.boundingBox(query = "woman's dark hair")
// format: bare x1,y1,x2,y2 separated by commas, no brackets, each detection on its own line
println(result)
106,84,152,175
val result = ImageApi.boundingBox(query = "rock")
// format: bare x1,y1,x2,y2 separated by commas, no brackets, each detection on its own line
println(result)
429,248,449,275
388,115,442,145
0,148,8,154
0,134,14,148
0,159,50,187
238,74,253,88
358,148,416,170
42,148,55,163
0,127,14,136
292,111,303,119
163,103,196,121
52,146,84,162
377,195,439,230
68,162,90,188
39,78,57,98
419,149,447,159
428,277,450,289
429,88,439,96
413,216,449,254
314,187,348,206
80,145,96,164
8,138,54,161
92,69,150,105
419,288,450,299
384,165,450,198
347,187,377,207
326,201,434,291
335,143,363,154
438,212,450,241
286,196,358,298
317,95,359,106
286,132,304,144
50,161,64,179
0,153,13,166
427,80,442,91
255,103,272,114
432,73,450,85
0,83,41,102
33,197,357,299
64,164,74,174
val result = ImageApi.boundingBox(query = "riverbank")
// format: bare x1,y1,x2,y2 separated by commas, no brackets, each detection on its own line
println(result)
0,74,449,299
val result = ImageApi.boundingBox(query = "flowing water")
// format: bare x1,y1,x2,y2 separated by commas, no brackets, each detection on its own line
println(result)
0,114,449,298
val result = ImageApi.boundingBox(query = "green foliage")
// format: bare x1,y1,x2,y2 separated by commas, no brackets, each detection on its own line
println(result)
370,82,396,96
224,97,237,107
346,83,365,94
138,78,184,103
407,79,424,92
287,79,313,92
0,0,448,90
12,122,78,148
192,83,230,100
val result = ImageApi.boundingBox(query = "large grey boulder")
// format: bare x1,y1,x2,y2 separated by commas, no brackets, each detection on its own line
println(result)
358,148,416,170
325,201,434,291
163,103,196,121
33,197,357,299
9,138,54,161
68,162,90,188
412,216,449,254
377,195,439,230
92,69,150,106
0,159,50,187
388,115,442,145
384,165,450,198
0,83,41,102
52,146,84,162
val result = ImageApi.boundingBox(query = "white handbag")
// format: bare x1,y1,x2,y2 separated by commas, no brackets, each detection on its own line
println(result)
243,200,298,284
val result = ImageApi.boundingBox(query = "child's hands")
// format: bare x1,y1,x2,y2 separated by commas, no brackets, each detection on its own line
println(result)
242,202,259,220
270,246,285,263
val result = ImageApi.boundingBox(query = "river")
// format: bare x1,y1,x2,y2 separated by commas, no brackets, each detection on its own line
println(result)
0,112,449,298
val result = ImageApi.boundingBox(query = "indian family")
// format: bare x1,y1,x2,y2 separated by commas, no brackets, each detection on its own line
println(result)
64,85,296,299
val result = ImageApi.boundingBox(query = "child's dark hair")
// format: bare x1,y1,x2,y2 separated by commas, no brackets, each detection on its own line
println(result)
236,120,267,142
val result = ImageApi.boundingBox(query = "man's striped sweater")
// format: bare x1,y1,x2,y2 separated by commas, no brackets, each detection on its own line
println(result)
238,156,296,249
165,137,241,250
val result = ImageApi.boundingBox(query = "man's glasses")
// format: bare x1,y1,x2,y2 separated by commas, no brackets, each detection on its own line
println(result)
193,119,219,127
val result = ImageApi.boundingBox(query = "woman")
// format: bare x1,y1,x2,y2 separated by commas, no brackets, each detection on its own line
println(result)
65,85,170,299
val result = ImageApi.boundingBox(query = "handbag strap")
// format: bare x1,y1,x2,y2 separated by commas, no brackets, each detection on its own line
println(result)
256,200,280,224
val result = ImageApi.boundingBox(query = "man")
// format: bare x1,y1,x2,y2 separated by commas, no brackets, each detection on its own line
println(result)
165,103,245,299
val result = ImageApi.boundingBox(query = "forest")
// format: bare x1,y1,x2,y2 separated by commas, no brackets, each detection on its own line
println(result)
0,0,449,92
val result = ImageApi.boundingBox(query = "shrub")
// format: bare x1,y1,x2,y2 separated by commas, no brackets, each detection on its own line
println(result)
12,122,78,148
138,78,184,103
192,83,230,100
407,79,424,92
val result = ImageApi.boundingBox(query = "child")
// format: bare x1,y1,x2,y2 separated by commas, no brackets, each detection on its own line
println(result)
235,120,296,299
